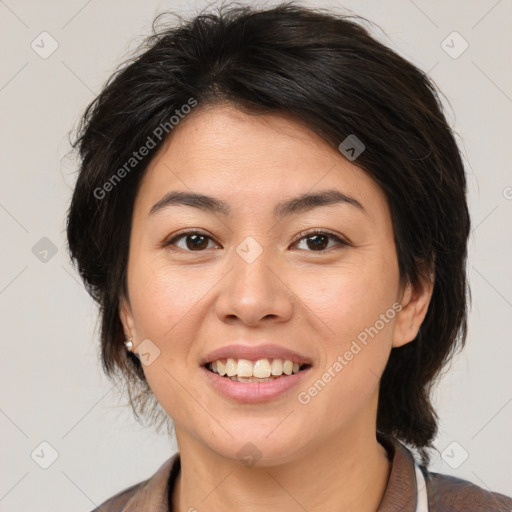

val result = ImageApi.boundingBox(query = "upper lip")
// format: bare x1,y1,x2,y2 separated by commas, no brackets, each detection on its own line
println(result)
200,343,313,366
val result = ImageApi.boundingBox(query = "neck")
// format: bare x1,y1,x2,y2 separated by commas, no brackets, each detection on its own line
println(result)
172,425,391,512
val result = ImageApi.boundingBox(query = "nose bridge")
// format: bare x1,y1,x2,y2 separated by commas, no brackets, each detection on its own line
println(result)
215,240,293,325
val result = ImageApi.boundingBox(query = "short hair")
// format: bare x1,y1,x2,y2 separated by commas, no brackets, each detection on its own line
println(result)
66,2,470,466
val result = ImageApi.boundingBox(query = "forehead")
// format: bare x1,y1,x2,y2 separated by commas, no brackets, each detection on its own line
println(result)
133,104,387,221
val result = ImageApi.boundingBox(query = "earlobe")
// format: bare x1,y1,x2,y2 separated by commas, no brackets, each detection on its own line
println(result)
392,273,434,348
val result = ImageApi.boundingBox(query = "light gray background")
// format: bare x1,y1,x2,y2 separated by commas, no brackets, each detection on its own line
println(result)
1,0,511,510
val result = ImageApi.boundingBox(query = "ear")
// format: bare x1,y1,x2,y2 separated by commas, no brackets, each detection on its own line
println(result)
119,294,137,341
393,272,434,348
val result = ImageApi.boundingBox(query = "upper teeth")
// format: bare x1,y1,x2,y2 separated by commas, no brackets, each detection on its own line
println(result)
209,358,302,378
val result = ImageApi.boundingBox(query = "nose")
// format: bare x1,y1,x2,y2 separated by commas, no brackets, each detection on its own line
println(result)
215,248,294,327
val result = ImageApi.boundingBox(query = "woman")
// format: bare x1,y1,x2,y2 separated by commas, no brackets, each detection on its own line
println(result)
66,3,512,511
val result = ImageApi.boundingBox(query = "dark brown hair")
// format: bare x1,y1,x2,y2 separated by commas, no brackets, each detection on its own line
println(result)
66,2,470,466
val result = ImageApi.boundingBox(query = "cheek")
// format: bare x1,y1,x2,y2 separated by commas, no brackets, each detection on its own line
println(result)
128,261,208,418
294,255,399,346
128,257,214,341
291,255,399,413
126,258,220,405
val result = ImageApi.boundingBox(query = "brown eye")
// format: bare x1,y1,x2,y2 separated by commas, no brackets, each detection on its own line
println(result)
293,230,349,251
184,234,210,250
304,234,329,251
165,232,218,251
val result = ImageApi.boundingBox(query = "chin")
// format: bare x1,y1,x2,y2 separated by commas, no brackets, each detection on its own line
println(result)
204,423,308,466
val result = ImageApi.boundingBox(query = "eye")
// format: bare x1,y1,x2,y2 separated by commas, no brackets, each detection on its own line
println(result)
292,229,349,251
164,230,220,251
164,229,349,252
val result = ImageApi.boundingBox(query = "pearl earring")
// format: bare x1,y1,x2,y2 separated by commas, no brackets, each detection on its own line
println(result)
124,339,133,351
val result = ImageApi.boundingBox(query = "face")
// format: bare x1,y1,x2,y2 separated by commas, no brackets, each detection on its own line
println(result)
119,104,431,464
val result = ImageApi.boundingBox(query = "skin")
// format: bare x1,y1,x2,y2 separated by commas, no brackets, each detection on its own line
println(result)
119,104,433,512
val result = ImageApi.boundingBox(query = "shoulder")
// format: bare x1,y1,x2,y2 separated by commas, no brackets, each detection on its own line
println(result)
89,481,145,512
88,454,178,512
378,432,512,511
425,470,512,511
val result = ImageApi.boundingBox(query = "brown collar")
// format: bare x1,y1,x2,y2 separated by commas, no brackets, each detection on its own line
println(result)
377,431,420,511
119,432,420,511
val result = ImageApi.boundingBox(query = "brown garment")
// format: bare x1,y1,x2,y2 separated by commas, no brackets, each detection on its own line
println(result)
92,433,512,511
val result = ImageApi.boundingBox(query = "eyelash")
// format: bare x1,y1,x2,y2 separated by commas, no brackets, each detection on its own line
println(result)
163,228,350,252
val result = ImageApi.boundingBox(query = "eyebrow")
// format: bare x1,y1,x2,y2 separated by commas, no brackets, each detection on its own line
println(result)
148,189,364,218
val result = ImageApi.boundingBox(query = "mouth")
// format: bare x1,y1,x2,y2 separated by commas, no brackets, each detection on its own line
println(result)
201,356,313,402
203,358,312,383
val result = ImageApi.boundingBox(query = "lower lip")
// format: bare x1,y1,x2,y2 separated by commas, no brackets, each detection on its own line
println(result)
201,366,312,403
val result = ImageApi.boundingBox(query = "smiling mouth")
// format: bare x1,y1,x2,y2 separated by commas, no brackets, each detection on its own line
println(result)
204,358,312,382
